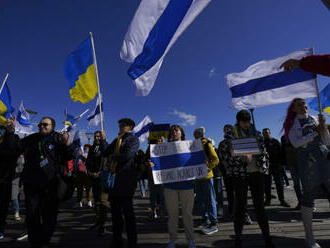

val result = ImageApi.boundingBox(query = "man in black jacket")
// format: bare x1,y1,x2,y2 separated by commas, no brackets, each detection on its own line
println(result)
105,118,139,248
14,116,73,248
0,117,20,239
262,128,290,207
85,130,108,234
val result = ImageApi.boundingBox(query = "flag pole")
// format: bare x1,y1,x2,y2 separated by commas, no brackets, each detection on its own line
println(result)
0,73,9,96
89,32,104,131
249,108,257,131
312,48,322,114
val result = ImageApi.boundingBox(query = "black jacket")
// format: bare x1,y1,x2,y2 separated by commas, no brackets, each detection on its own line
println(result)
86,139,108,175
20,132,74,185
104,132,139,197
0,128,20,182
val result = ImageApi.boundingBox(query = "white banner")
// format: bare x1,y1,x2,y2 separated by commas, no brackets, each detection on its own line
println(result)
151,140,208,184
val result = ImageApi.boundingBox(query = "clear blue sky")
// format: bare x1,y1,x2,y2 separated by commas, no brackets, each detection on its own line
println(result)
0,0,329,146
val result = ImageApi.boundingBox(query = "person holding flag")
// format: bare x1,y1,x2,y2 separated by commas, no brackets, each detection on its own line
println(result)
283,98,330,248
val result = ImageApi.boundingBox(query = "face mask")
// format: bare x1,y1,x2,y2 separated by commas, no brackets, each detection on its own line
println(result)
84,151,89,155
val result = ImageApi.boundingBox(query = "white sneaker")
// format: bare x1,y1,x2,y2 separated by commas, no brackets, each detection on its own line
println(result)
305,240,321,248
167,241,176,248
87,200,93,208
188,240,196,248
202,224,218,235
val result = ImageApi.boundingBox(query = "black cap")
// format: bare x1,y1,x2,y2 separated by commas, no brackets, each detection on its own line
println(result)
236,110,251,122
118,118,136,128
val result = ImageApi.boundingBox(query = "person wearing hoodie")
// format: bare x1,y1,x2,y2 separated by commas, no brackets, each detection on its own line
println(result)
193,127,219,235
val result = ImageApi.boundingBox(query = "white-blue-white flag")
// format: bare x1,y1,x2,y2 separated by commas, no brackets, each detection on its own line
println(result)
133,115,153,143
87,99,103,127
150,139,208,184
120,0,211,96
226,48,317,109
15,101,33,136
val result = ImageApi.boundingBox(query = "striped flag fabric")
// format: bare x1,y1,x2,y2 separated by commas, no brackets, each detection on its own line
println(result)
120,0,211,96
150,139,208,184
133,115,153,143
226,48,317,109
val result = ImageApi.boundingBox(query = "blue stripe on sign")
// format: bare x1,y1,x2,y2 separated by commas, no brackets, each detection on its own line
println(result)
151,150,205,171
127,0,193,80
230,68,316,98
135,122,154,137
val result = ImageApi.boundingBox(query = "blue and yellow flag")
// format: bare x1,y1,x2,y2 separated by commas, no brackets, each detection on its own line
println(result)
64,37,98,104
149,124,170,141
0,83,14,126
309,83,330,116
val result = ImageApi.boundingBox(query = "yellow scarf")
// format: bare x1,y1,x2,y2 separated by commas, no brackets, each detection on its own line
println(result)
110,132,126,173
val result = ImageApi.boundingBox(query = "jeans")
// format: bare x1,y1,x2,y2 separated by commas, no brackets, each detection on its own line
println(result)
213,177,224,208
297,144,330,208
195,178,217,224
138,179,148,196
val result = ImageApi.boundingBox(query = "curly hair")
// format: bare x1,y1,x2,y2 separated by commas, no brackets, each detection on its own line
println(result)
168,124,185,142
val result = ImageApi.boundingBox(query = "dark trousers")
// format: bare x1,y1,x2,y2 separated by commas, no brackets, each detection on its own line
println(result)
24,181,58,247
233,173,270,241
0,181,12,233
110,196,137,248
265,164,285,202
223,176,235,216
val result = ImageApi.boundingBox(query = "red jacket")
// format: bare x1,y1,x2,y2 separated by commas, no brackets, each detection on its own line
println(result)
300,54,330,77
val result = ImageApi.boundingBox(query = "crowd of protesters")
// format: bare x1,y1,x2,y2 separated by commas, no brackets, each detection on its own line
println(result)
0,54,330,248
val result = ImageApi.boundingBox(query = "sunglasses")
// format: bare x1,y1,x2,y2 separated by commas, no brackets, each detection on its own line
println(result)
38,123,50,128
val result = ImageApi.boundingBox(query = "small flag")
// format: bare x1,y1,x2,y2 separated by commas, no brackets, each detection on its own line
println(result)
87,98,103,127
133,115,153,143
63,109,89,132
120,0,211,96
309,83,330,116
226,48,317,109
15,101,33,135
149,124,170,141
64,37,98,104
0,82,14,126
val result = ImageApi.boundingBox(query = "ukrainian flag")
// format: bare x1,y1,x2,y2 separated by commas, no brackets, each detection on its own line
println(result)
309,83,330,116
64,37,98,104
0,83,14,126
149,124,170,141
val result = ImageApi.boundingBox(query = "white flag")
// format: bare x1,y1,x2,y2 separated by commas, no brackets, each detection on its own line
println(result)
226,48,317,109
133,115,153,143
120,0,211,96
15,101,33,136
